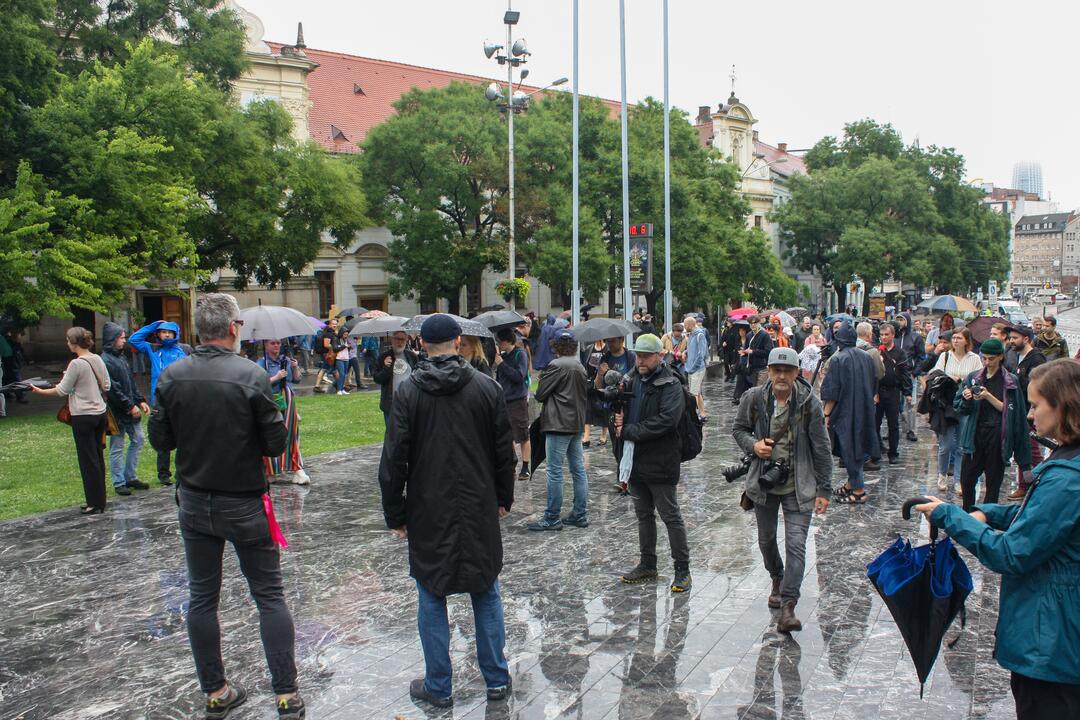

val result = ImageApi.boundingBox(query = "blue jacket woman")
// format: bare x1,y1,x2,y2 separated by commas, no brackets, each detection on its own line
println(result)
129,320,188,402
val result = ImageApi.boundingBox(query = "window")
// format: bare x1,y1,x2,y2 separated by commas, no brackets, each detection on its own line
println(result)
754,215,763,228
315,271,335,318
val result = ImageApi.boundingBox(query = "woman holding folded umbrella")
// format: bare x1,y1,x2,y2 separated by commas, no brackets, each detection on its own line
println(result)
915,359,1080,719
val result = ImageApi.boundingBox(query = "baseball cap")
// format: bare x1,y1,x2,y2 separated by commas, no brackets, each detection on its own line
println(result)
419,314,461,343
632,333,663,354
767,347,800,368
980,338,1005,356
553,328,576,343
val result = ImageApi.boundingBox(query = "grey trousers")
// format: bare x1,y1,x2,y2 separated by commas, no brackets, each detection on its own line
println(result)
754,492,812,604
630,481,690,569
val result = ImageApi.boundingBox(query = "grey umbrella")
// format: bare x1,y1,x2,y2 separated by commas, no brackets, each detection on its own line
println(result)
334,306,368,319
401,314,493,338
347,315,408,337
571,317,641,344
474,310,527,330
238,305,321,342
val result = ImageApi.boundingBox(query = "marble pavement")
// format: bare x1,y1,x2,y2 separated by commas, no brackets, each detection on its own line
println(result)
1,380,1017,719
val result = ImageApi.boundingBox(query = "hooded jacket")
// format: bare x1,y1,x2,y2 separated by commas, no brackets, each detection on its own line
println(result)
535,354,588,434
932,447,1080,684
101,322,145,424
130,320,188,403
533,315,568,371
820,325,880,470
954,365,1031,467
378,355,516,596
733,376,833,513
895,312,926,380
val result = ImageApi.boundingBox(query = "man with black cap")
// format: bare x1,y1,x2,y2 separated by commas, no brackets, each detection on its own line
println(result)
733,347,832,633
379,314,516,709
614,334,692,593
954,337,1030,511
1006,324,1046,499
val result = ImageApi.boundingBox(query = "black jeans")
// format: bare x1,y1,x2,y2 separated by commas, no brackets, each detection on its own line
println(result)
157,448,172,481
875,386,901,459
630,481,689,569
960,424,1006,512
1011,672,1080,719
71,413,107,509
178,487,298,695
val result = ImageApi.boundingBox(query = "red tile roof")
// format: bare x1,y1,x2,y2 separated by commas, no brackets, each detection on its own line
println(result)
267,43,619,154
753,140,806,177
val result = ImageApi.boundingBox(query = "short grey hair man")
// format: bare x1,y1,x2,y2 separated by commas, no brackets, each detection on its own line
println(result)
683,315,697,330
856,322,874,341
195,293,241,342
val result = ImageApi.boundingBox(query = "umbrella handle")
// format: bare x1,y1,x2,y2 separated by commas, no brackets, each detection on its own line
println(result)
902,496,940,542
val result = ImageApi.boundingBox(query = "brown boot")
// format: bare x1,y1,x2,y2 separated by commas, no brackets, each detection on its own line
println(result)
768,578,782,609
777,601,802,633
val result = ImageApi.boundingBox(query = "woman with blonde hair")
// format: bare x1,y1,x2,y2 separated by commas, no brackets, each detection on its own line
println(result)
460,334,491,376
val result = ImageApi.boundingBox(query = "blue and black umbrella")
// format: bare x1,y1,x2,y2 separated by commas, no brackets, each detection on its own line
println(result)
867,498,973,697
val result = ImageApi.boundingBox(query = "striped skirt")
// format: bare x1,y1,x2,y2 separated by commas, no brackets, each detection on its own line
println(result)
264,386,304,476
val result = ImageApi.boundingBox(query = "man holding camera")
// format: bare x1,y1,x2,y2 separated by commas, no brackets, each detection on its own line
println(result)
733,347,832,633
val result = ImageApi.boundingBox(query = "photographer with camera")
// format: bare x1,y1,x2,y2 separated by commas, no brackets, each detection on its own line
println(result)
732,348,832,633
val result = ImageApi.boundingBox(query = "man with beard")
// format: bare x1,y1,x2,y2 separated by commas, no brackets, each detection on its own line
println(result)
894,312,925,442
1006,325,1046,500
871,322,912,466
373,330,420,430
1035,315,1069,360
821,324,880,504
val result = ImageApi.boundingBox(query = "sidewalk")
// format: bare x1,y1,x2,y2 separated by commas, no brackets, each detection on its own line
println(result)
0,378,1015,719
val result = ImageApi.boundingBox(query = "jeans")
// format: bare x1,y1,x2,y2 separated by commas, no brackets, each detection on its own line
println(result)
544,433,588,522
416,580,510,698
108,421,145,488
846,461,865,491
630,481,690,568
347,357,363,387
936,423,962,476
178,487,297,695
754,493,813,603
901,383,919,435
334,359,348,392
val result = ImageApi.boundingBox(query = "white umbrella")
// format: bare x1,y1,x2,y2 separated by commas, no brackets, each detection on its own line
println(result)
347,315,408,337
238,305,321,342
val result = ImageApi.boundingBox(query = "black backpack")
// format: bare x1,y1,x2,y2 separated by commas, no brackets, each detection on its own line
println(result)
677,377,704,462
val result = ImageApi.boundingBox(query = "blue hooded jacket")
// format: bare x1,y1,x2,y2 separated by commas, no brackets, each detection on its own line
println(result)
130,320,187,403
932,450,1080,684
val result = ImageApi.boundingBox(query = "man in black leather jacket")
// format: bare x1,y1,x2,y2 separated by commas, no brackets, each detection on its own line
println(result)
148,293,304,719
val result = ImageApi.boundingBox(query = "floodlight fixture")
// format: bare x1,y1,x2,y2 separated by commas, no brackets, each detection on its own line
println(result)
485,82,503,102
511,38,530,57
483,40,503,59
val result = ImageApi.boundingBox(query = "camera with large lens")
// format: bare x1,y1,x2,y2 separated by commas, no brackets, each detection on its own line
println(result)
589,369,634,412
758,458,791,491
721,454,754,483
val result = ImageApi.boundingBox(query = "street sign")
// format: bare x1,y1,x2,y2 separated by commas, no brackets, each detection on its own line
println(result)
869,295,886,320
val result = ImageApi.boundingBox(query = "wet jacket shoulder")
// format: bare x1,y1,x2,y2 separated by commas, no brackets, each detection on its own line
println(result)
620,364,683,485
378,355,516,596
932,451,1080,684
148,345,286,496
535,355,588,434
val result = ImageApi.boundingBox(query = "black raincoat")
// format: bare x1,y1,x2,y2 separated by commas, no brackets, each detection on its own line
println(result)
820,325,880,470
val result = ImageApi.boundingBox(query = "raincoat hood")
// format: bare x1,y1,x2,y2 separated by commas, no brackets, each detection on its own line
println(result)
410,354,474,396
102,322,125,355
835,324,858,349
157,321,181,346
898,312,913,337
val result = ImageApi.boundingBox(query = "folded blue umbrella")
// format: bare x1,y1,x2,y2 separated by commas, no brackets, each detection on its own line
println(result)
867,498,974,696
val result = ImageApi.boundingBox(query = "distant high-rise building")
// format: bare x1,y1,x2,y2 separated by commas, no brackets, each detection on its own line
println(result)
1012,161,1044,198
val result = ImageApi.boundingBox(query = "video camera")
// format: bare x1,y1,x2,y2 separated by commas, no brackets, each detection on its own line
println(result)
589,369,634,412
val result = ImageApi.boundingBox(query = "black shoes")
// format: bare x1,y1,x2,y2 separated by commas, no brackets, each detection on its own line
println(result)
205,683,247,720
863,460,881,471
410,678,453,708
114,485,132,496
621,564,659,584
159,477,174,487
128,479,150,490
276,693,306,719
562,515,588,528
671,569,692,593
487,677,512,701
888,455,899,465
906,431,918,442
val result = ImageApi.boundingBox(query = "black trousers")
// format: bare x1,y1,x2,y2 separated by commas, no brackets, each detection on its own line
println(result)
71,413,108,509
630,481,689,569
875,386,901,459
157,448,172,481
960,424,1006,511
1011,672,1080,720
178,487,298,695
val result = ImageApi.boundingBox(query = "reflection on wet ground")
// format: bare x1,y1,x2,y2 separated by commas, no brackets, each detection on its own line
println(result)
1,380,1015,719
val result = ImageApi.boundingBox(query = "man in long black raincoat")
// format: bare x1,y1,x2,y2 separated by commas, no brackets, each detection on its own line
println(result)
821,324,880,503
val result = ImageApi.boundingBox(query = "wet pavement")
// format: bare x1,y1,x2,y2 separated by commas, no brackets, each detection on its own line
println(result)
1,379,1017,719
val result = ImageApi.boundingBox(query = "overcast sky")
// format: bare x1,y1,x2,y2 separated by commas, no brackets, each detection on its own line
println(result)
247,0,1078,211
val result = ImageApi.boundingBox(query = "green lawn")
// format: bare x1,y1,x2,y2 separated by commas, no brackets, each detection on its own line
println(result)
0,392,384,521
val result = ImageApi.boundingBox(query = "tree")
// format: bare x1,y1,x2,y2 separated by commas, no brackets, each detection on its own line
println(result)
362,83,508,314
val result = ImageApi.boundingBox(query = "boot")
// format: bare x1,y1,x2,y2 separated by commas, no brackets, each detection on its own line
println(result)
768,578,782,609
777,601,802,633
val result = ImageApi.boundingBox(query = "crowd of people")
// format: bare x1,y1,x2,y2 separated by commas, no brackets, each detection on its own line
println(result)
17,294,1080,719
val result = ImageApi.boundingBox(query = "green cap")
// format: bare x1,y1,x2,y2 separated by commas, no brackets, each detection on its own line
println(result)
980,338,1005,356
632,333,663,354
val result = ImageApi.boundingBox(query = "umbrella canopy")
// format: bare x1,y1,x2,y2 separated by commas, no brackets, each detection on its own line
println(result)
334,306,368,319
307,316,326,329
474,309,527,330
964,315,1009,344
478,304,506,312
867,498,973,696
347,315,408,337
785,306,809,318
571,317,641,344
728,306,757,320
917,295,978,314
401,314,493,338
824,312,856,326
771,311,798,328
359,309,388,319
238,305,321,342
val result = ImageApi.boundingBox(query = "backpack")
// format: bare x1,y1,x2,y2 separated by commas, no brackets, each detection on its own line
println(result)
677,379,704,462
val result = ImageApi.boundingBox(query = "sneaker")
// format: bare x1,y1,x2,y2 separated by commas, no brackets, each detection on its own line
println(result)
671,569,692,593
906,431,918,442
562,515,588,528
1007,488,1025,500
527,519,563,531
312,386,326,394
276,693,306,719
937,474,950,492
621,564,658,584
888,455,899,465
114,485,132,496
487,677,512,702
205,683,247,720
291,469,311,486
409,678,453,708
863,460,881,471
127,479,150,490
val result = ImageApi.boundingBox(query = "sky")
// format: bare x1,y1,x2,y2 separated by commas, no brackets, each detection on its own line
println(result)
245,0,1078,211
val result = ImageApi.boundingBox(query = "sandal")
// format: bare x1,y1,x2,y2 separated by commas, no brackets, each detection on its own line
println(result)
597,440,608,447
837,491,868,504
832,485,853,500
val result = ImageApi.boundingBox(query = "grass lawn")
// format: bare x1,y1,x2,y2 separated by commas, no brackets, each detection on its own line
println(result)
0,391,384,521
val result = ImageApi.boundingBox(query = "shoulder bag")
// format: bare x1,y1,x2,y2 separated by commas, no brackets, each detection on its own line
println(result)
56,357,120,436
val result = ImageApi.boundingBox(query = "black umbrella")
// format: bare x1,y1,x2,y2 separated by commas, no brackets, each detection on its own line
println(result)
478,304,506,312
401,313,493,338
572,317,640,344
474,310,527,330
867,498,973,697
335,306,368,319
529,418,545,476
